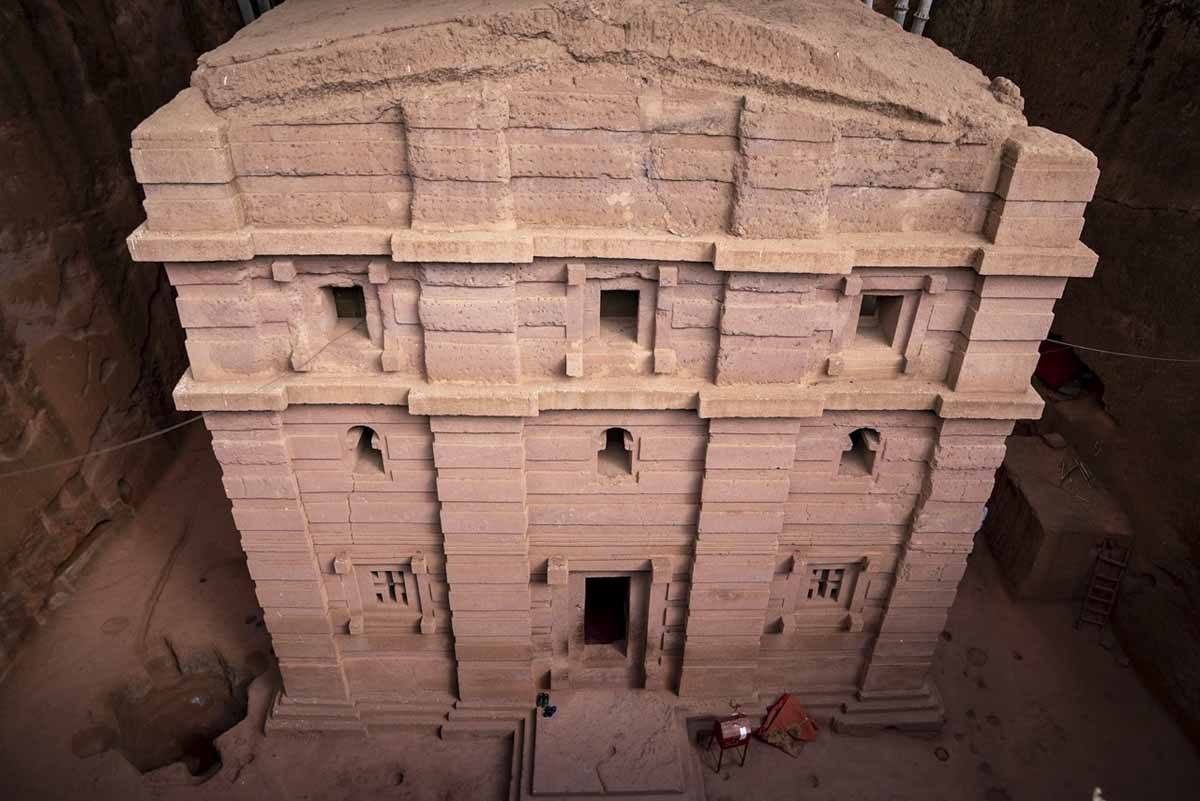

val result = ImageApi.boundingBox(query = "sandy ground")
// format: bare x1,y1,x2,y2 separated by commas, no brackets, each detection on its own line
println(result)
1,427,1197,800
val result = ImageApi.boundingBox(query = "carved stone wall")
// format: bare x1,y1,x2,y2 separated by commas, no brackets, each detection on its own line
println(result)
126,0,1100,732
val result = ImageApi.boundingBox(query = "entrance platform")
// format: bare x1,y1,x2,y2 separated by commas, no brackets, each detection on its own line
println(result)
520,690,704,801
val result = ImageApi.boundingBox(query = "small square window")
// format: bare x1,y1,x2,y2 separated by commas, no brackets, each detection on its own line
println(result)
598,289,639,342
856,294,904,349
369,568,409,606
330,285,366,319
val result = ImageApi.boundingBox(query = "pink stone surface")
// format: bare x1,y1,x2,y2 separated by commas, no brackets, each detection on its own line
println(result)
125,0,1099,734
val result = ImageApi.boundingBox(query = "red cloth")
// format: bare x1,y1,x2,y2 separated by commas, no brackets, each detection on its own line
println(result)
757,693,819,742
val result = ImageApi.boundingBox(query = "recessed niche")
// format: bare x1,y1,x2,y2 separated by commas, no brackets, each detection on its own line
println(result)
839,428,880,477
598,427,633,477
348,425,385,475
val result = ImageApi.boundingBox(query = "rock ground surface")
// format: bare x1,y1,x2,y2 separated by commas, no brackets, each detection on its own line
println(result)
1,428,1196,800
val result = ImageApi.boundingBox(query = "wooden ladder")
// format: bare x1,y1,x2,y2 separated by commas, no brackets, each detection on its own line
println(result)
1076,539,1130,628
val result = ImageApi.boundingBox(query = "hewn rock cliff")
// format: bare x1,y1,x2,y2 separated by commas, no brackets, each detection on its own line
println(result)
0,0,241,673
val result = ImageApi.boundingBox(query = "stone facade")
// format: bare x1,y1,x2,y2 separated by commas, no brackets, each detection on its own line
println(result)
126,0,1099,732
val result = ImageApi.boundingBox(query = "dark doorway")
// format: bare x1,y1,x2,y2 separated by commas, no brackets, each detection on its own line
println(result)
584,576,630,647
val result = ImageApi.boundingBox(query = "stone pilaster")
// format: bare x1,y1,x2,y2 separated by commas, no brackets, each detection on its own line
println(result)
206,411,355,727
835,418,1013,732
679,418,798,699
431,416,532,702
419,263,521,383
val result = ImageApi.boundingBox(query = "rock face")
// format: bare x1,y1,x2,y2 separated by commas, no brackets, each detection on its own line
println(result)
926,0,1200,744
0,1,241,672
126,0,1099,734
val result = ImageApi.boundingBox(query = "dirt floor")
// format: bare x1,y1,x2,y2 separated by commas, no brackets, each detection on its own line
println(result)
1,427,1197,801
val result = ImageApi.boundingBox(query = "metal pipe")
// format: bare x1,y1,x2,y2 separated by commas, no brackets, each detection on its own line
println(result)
911,0,935,35
893,0,910,26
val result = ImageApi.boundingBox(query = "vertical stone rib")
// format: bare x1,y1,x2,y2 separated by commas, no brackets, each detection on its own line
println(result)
431,416,532,701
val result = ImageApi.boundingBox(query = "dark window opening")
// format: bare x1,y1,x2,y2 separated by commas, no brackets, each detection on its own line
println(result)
330,285,366,319
348,426,385,475
598,427,633,477
599,289,639,342
839,427,879,477
584,576,630,646
807,567,846,603
855,294,904,348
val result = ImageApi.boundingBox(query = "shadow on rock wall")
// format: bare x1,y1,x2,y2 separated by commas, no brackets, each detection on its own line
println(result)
0,0,243,672
926,0,1200,742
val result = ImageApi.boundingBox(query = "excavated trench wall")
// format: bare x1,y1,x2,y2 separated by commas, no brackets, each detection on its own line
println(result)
0,1,241,675
925,0,1200,741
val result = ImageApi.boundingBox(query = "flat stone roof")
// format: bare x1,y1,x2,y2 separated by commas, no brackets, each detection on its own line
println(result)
191,0,1024,141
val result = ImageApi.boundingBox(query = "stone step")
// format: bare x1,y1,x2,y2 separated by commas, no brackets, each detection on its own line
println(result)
441,719,521,740
448,705,529,722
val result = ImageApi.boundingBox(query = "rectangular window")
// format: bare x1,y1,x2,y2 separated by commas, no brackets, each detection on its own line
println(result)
598,289,639,342
855,294,904,349
330,285,366,319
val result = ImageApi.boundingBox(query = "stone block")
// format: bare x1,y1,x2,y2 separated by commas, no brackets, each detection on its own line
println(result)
287,435,345,460
731,186,827,239
565,351,584,378
175,286,257,328
231,503,307,531
508,91,641,131
983,437,1132,600
425,339,521,383
410,179,513,229
419,298,517,333
705,443,795,470
932,443,1008,471
392,231,534,264
230,131,406,172
401,90,508,130
433,442,525,469
132,87,227,148
131,146,235,184
143,187,243,232
436,477,526,503
962,307,1055,341
716,342,809,385
654,347,677,374
406,128,510,182
720,303,815,337
738,98,835,142
210,439,289,466
419,264,515,287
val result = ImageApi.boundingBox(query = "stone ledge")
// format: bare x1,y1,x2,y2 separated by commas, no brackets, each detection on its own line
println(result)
975,242,1098,277
408,385,539,417
173,371,1047,421
129,226,1094,279
393,230,535,264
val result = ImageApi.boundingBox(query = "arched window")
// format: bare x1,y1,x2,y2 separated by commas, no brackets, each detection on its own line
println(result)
839,428,880,477
347,426,385,475
597,427,633,477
